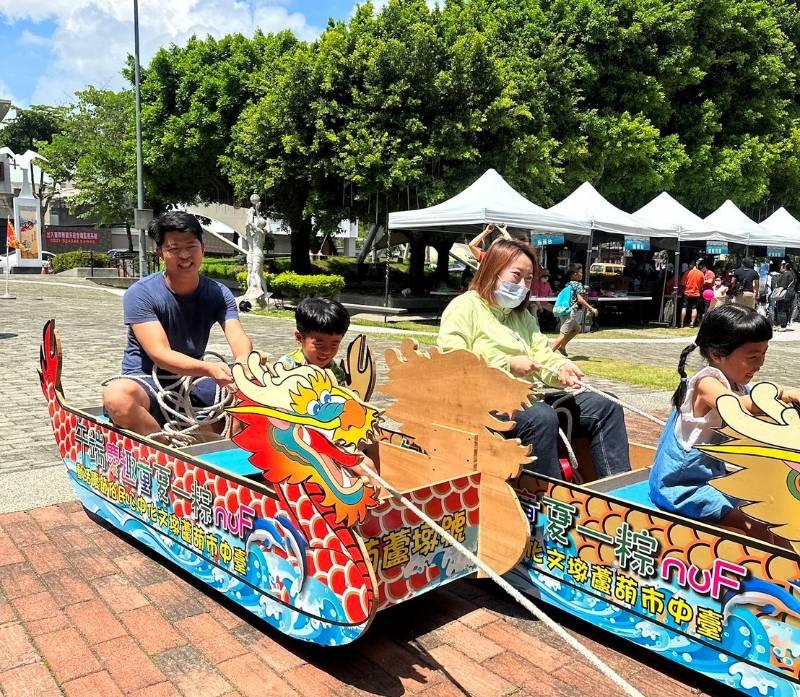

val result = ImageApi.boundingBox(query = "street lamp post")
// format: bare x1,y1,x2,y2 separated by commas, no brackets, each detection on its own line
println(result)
133,0,146,278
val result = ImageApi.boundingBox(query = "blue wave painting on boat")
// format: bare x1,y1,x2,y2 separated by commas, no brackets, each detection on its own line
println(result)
507,505,800,697
65,458,368,646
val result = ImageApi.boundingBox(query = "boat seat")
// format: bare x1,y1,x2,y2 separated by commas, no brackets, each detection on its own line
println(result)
194,447,262,479
586,467,660,512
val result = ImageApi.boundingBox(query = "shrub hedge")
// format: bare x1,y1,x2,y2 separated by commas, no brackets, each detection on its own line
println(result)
270,272,345,300
52,251,112,273
200,259,245,280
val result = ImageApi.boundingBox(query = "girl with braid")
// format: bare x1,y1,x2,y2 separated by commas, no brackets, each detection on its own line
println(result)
649,304,800,540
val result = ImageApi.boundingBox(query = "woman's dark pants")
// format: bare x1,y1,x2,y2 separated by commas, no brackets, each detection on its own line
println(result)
508,392,631,480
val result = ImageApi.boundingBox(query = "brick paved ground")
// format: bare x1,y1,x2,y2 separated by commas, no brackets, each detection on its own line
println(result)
0,277,776,696
0,501,720,697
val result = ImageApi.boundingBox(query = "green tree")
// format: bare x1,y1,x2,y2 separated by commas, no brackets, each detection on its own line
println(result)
223,39,330,273
138,31,297,208
1,105,68,227
0,104,65,153
38,88,137,226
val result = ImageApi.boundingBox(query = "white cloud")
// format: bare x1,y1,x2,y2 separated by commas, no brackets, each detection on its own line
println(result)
18,29,49,47
0,1,321,106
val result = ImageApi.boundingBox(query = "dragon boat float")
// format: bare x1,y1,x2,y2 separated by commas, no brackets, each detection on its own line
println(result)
41,319,800,695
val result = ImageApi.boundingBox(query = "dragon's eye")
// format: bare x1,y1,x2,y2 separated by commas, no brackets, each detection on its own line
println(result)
319,390,331,405
306,399,320,416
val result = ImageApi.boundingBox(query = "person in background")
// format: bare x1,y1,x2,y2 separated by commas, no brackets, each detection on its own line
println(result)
708,275,728,311
550,263,598,357
468,225,493,263
531,267,554,327
731,257,759,309
698,259,715,320
773,261,797,331
680,260,704,328
468,224,511,263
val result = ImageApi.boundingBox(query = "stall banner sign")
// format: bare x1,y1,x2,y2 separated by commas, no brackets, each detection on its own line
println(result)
532,234,565,247
16,204,40,259
47,229,99,245
706,240,728,255
624,236,650,251
767,246,785,258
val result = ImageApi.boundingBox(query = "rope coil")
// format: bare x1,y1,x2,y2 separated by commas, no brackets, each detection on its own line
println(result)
103,351,236,445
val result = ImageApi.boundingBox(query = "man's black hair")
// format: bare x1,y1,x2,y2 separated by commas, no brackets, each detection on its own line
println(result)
148,211,204,246
296,297,350,336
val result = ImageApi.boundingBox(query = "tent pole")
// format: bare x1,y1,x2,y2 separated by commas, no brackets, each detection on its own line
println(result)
673,229,681,328
584,224,594,289
657,247,669,324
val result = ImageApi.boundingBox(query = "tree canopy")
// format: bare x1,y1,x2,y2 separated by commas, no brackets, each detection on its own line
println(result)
21,0,800,273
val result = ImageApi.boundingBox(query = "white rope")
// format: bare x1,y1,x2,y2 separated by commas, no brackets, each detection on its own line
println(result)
359,461,645,697
539,367,667,428
550,390,584,484
103,352,235,445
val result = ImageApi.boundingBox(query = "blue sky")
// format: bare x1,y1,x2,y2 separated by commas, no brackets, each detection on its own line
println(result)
0,1,368,109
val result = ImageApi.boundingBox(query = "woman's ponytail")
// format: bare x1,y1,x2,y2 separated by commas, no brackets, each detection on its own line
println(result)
671,343,697,409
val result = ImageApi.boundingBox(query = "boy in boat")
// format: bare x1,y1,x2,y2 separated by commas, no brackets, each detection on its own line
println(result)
279,297,382,481
278,297,349,381
103,211,253,437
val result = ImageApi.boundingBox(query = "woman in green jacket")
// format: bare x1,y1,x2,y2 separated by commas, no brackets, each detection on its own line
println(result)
437,238,630,480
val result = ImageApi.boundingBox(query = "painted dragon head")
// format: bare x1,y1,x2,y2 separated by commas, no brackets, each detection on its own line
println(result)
699,382,800,553
229,352,380,526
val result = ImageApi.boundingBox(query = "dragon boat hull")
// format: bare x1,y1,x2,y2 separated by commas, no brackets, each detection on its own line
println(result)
40,321,485,646
510,467,800,696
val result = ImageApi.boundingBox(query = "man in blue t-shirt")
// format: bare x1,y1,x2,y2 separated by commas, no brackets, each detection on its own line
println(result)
103,211,253,436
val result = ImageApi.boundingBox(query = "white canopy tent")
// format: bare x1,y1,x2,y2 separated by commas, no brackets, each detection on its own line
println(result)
704,200,778,247
634,192,733,242
548,182,674,237
760,207,800,250
387,169,590,237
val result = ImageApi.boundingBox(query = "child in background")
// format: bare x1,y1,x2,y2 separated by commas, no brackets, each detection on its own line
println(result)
708,275,728,311
551,263,598,358
280,297,349,382
649,304,800,541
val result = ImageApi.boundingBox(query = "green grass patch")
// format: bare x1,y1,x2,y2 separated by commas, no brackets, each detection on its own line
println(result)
570,355,688,390
251,308,296,320
379,333,438,346
350,318,439,333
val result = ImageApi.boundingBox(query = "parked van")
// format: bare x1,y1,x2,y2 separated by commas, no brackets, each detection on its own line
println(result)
590,262,624,276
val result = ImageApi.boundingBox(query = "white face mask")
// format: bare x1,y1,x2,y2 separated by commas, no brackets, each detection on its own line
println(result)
494,279,529,309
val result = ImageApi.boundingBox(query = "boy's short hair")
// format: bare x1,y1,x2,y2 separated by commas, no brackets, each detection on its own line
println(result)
296,298,350,336
148,211,204,246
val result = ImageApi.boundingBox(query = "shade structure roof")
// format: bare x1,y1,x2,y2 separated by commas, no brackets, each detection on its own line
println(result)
704,200,778,246
633,192,728,241
548,182,674,237
387,169,590,236
759,207,800,249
